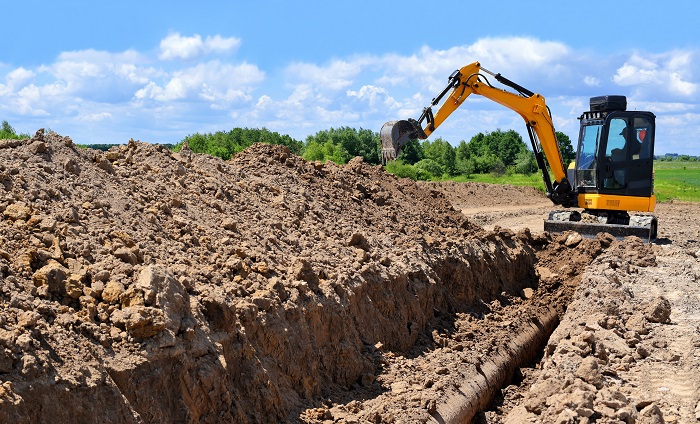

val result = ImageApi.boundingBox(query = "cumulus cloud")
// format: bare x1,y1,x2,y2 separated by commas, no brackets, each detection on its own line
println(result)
613,52,698,96
77,112,112,122
159,33,241,61
285,59,367,91
346,85,400,112
6,68,35,88
134,61,265,107
583,76,600,87
466,37,570,68
0,33,698,154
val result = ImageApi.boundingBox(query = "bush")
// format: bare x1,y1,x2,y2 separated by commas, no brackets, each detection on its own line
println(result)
515,150,538,175
455,158,475,177
174,127,303,160
303,127,380,165
385,161,418,180
490,159,506,177
414,159,444,179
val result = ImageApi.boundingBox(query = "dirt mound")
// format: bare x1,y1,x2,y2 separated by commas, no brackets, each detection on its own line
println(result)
419,181,548,210
500,236,700,423
0,132,569,423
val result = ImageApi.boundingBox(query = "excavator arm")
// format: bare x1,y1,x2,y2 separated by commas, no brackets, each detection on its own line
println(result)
381,61,575,206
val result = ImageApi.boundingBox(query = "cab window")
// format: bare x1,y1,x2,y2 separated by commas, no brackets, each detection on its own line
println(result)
576,123,600,187
606,118,627,161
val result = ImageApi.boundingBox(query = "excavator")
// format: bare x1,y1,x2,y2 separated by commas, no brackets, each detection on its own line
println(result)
381,62,658,241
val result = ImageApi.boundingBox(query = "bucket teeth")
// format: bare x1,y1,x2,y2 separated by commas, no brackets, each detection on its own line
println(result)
382,148,397,164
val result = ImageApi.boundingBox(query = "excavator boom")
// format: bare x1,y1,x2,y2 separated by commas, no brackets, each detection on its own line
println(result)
382,62,575,207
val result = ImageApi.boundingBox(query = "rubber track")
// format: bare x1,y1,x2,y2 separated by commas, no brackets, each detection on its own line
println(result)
543,220,655,242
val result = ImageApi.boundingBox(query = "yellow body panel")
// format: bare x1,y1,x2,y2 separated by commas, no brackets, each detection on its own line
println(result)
578,193,656,213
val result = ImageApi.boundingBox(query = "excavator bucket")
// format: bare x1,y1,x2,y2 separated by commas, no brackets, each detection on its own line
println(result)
380,119,423,164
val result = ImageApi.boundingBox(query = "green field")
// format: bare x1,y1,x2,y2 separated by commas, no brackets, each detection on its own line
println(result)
653,161,700,202
449,161,700,203
449,172,548,193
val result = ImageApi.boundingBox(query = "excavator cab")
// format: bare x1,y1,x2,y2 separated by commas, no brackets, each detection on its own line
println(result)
550,96,658,240
575,102,656,199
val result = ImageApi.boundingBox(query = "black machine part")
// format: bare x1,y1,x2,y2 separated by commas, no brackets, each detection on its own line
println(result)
544,210,658,242
589,95,627,112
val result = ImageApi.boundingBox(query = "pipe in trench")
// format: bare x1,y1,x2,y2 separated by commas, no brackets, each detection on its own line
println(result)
429,307,559,423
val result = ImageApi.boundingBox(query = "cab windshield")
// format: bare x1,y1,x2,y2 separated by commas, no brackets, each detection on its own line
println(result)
576,123,601,187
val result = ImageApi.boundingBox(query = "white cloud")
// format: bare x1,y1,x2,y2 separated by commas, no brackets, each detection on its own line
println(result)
159,33,241,61
466,37,569,68
613,58,657,85
346,85,400,112
134,61,265,107
6,67,35,88
77,112,112,122
668,72,697,96
613,52,698,96
583,76,600,87
1,34,698,155
285,59,366,91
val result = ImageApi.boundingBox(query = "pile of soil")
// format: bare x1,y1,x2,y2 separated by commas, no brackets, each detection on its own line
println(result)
0,131,583,423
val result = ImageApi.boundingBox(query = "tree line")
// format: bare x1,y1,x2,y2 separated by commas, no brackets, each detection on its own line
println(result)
0,121,30,140
1,119,578,180
172,126,576,181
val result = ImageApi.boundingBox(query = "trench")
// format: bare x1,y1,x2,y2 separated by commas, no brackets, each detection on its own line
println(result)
423,241,593,423
292,232,592,424
426,269,586,422
91,229,588,424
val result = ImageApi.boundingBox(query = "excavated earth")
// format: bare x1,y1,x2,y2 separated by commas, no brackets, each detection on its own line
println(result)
0,131,698,423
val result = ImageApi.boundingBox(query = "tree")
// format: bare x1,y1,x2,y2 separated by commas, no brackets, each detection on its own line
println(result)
492,129,526,167
303,127,380,164
441,143,457,176
422,137,457,176
556,131,576,167
515,150,538,175
460,129,527,173
0,120,29,140
303,139,350,164
414,159,444,179
174,127,303,160
1,121,14,135
398,139,424,165
456,140,470,162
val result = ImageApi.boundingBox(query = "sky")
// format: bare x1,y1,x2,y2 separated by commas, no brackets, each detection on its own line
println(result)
1,0,699,155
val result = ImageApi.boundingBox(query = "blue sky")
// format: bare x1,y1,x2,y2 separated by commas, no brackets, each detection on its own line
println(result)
1,0,699,155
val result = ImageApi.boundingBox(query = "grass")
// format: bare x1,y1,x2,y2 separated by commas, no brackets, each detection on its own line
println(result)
653,161,700,202
448,173,548,193
437,161,700,203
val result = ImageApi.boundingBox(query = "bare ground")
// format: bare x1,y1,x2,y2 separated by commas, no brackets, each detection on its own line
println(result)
0,134,697,423
435,182,700,424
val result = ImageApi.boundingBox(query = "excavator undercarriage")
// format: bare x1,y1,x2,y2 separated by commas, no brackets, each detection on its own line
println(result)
544,210,658,242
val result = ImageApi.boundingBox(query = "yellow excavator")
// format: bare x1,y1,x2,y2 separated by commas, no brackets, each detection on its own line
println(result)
381,61,658,241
